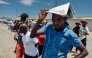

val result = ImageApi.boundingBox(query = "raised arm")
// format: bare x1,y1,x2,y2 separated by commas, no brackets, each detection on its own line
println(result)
12,20,19,30
30,9,48,38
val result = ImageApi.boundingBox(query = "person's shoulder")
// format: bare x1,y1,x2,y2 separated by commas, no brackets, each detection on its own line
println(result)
44,23,53,28
64,29,75,37
22,31,30,37
64,29,78,40
41,23,53,33
46,23,53,26
27,31,31,36
65,29,73,34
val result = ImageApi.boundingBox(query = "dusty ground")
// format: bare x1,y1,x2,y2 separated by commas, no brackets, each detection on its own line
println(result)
0,23,92,58
0,24,16,58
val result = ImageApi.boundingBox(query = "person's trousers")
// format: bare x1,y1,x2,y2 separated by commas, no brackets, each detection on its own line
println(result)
38,45,43,56
24,53,38,58
16,44,24,58
81,37,87,47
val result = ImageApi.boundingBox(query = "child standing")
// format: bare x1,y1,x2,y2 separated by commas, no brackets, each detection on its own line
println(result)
19,24,38,58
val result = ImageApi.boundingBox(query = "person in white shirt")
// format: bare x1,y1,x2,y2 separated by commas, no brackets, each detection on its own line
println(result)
19,24,38,58
80,19,89,47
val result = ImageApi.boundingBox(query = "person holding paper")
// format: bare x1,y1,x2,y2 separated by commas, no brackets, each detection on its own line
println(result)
30,3,88,58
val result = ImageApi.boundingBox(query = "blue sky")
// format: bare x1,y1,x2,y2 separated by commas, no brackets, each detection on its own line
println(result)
0,0,92,18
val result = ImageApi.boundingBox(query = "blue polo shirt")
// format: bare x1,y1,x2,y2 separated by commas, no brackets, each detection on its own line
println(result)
41,23,82,58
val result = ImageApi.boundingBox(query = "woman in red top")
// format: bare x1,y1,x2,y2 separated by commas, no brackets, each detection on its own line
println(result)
37,20,47,56
37,34,45,56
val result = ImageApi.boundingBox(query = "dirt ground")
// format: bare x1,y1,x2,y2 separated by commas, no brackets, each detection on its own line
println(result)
0,23,92,58
0,24,16,58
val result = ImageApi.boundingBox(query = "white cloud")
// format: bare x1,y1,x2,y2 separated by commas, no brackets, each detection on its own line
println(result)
0,0,9,4
46,2,53,6
20,0,40,6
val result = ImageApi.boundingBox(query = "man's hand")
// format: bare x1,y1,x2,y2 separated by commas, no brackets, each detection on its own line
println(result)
83,32,89,35
12,20,20,30
30,9,48,38
38,9,49,21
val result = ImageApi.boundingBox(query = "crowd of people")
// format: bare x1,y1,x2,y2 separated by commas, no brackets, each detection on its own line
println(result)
11,13,47,58
6,3,90,58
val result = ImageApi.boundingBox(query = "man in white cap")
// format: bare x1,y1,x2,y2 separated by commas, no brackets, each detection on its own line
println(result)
30,3,88,58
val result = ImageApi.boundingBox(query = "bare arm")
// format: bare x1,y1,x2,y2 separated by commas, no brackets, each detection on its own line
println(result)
24,18,29,24
30,9,48,38
83,32,89,35
12,20,19,30
83,27,89,35
74,44,88,58
30,20,43,38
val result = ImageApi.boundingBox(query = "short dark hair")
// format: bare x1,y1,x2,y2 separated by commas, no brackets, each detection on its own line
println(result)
19,24,27,30
20,13,29,22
